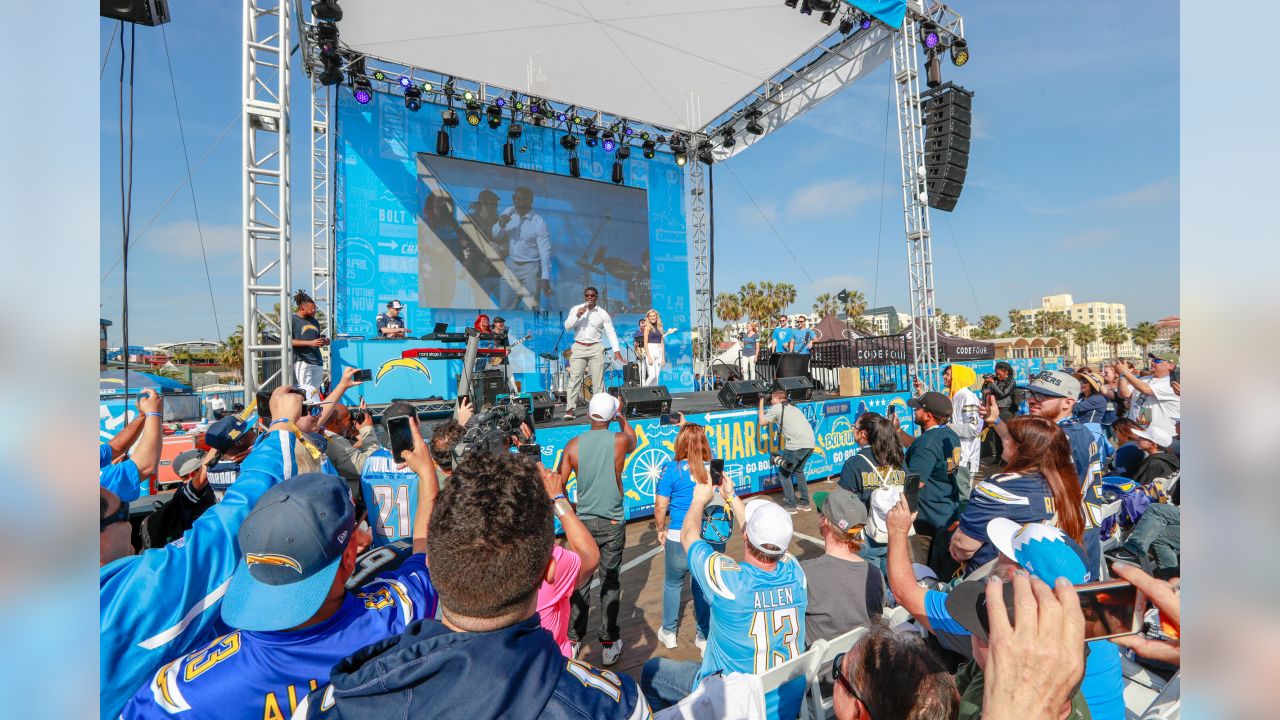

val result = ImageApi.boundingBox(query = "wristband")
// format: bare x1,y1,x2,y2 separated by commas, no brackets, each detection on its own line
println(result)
552,494,567,501
270,418,290,427
993,416,1001,426
145,412,163,419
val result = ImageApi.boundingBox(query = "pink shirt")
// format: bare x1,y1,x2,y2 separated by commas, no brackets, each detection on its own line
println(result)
536,546,582,656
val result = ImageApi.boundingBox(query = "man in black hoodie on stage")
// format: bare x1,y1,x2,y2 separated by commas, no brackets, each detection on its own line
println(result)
295,452,650,720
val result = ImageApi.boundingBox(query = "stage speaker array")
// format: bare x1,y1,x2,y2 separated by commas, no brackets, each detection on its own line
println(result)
717,379,770,409
772,377,815,402
101,0,171,25
923,84,973,212
608,385,672,418
775,352,811,379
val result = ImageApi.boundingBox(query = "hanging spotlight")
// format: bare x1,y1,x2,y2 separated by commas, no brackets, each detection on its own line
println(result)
318,55,343,86
398,76,412,88
675,153,688,166
670,133,687,165
950,38,969,66
503,141,516,166
697,141,715,166
436,129,450,156
838,15,854,34
508,123,523,139
819,8,837,24
569,156,581,178
784,0,798,7
560,133,579,151
465,99,482,126
745,109,764,135
861,14,874,30
316,22,339,57
312,0,343,22
463,90,474,101
348,56,371,104
920,21,940,50
442,109,459,128
641,139,656,159
373,70,386,81
612,162,624,184
584,125,600,147
486,103,503,129
404,86,422,112
601,130,617,153
799,0,813,16
616,144,631,161
720,127,736,149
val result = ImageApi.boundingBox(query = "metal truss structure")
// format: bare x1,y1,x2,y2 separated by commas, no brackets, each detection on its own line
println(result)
310,78,334,341
241,0,292,393
687,142,711,369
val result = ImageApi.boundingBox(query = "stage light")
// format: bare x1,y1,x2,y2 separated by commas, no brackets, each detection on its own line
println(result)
463,90,474,101
530,103,541,114
697,142,715,166
404,86,422,112
612,162,624,184
557,113,568,123
784,0,798,8
465,100,481,126
398,76,411,88
625,127,634,136
838,16,854,34
675,153,687,166
316,22,339,57
925,49,942,88
495,97,505,107
352,77,372,104
513,100,524,111
616,145,631,161
584,126,600,147
373,70,386,81
920,21,940,50
312,0,342,22
799,0,813,16
436,129,450,156
720,127,736,149
572,116,583,125
508,123,523,139
442,109,459,128
560,133,578,151
422,82,433,92
569,156,581,177
820,8,836,24
642,139,656,159
601,131,617,153
745,109,764,135
861,15,873,30
669,134,687,166
503,142,516,167
486,104,503,129
950,38,969,66
318,55,343,86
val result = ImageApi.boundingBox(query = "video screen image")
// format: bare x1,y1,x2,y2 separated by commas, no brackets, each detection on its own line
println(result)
416,154,652,313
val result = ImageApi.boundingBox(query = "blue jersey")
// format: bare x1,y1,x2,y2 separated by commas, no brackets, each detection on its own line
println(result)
791,329,815,354
122,555,438,720
772,327,793,351
688,540,807,682
101,443,114,468
959,472,1056,572
100,431,298,719
360,448,419,546
101,458,144,502
206,459,242,501
1059,419,1104,524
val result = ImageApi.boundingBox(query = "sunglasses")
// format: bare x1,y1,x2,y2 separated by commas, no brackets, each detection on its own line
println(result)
1026,390,1057,402
100,502,130,532
832,652,873,717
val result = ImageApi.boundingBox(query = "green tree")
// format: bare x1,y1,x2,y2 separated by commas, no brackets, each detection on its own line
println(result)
839,289,868,322
715,292,743,325
812,293,840,319
1130,321,1159,359
217,325,245,381
1100,323,1129,360
1073,323,1097,363
1170,331,1180,352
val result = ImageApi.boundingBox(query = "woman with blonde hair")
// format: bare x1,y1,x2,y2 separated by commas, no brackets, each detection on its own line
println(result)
641,308,667,386
652,422,723,649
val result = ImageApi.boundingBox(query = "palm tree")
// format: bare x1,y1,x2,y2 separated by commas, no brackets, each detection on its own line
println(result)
980,314,1001,334
849,315,875,335
839,289,868,322
217,325,245,381
1073,323,1097,364
812,293,840,319
715,293,743,325
1100,323,1129,360
1130,321,1159,359
1007,309,1023,336
1170,331,1180,352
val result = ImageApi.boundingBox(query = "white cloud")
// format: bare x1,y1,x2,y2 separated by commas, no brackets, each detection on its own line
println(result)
1095,177,1176,209
143,221,242,263
786,179,875,218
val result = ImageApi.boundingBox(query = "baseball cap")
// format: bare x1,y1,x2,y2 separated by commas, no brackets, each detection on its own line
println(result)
172,449,205,478
1149,351,1178,365
222,473,356,632
387,300,404,310
813,489,868,536
588,393,620,422
743,498,793,557
205,414,251,451
1131,425,1173,448
866,485,906,543
1019,370,1080,399
907,391,952,418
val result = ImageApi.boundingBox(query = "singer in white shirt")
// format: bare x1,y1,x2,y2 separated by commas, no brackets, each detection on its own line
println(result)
562,286,624,420
493,186,553,310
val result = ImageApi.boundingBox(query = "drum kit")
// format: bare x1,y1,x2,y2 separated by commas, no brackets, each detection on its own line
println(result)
539,347,628,402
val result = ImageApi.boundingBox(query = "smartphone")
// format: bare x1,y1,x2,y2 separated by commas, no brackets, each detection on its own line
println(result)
710,458,725,486
386,415,415,462
981,579,1145,641
256,390,273,424
352,368,373,382
903,473,921,512
659,412,683,426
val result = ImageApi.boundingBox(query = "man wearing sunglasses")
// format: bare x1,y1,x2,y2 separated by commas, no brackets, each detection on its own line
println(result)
831,624,959,720
1117,352,1180,438
984,370,1105,580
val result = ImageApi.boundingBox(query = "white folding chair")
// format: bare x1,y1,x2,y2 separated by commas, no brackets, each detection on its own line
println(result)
805,627,869,720
1141,672,1179,720
758,645,824,720
1097,500,1125,579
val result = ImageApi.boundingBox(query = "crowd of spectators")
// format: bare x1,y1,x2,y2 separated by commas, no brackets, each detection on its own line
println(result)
99,353,1180,719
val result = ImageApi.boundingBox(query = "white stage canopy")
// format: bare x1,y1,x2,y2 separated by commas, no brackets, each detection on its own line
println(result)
337,1,891,133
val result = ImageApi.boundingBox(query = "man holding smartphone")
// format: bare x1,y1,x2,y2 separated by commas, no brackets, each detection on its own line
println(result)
359,402,423,547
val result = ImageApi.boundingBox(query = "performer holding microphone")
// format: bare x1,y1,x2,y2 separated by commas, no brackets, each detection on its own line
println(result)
493,186,552,310
641,309,669,387
563,286,624,420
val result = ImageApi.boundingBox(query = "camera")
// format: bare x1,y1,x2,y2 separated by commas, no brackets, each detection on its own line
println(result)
769,453,799,474
452,399,539,464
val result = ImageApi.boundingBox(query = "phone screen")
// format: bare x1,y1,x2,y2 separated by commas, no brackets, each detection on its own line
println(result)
353,368,373,383
256,390,273,424
710,459,725,486
386,415,415,462
980,579,1143,641
659,412,682,426
903,473,921,512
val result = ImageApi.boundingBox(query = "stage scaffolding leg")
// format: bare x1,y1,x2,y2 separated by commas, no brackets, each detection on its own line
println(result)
892,20,941,391
311,78,333,350
689,140,711,372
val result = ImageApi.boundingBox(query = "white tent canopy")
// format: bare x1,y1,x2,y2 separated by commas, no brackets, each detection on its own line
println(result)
337,0,881,133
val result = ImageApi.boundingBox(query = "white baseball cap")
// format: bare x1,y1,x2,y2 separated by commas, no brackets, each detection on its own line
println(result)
588,393,620,422
743,499,793,557
1131,425,1173,448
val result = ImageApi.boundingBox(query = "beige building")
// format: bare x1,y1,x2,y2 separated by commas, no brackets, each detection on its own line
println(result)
1018,294,1136,362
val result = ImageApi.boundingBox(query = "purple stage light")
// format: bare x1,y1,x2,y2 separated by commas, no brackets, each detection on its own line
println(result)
531,103,541,114
398,76,411,87
355,88,372,104
861,18,873,30
557,113,567,122
925,33,939,48
625,127,634,136
602,138,617,152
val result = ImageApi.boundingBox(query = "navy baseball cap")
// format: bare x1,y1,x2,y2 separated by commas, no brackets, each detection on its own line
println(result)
387,300,404,310
205,414,251,451
222,473,356,632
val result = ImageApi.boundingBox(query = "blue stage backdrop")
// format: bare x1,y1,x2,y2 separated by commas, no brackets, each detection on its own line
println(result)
334,91,691,402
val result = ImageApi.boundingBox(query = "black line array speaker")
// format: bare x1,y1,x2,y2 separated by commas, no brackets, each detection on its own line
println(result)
772,376,815,402
718,379,770,409
923,84,973,213
101,0,171,25
775,352,811,379
608,385,672,418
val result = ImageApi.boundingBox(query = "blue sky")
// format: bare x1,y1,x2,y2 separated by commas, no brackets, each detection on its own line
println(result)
99,1,1178,345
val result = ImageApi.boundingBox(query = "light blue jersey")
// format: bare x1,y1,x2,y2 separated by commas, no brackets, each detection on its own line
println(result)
687,539,807,683
359,448,419,546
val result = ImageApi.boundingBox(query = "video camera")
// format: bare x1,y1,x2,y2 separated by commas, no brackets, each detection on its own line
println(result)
452,398,540,465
